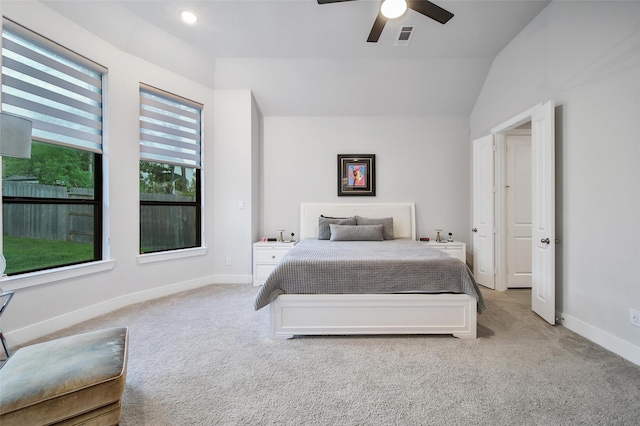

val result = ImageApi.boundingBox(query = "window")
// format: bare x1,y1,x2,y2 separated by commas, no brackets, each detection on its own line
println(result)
139,85,202,254
1,19,105,275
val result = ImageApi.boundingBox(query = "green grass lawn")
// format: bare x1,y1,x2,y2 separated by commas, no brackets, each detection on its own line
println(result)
3,236,94,275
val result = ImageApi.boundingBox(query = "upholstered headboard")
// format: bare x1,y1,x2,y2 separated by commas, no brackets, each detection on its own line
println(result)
299,202,416,240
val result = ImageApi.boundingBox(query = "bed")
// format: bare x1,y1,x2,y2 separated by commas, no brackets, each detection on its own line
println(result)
254,202,485,340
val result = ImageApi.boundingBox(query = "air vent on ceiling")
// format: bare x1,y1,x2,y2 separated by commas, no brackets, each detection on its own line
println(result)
395,26,414,46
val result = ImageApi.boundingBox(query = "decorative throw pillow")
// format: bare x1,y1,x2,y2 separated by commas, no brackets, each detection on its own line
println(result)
318,215,356,240
329,224,384,241
354,216,394,240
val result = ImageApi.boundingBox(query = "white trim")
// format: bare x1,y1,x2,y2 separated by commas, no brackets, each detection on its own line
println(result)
2,275,240,347
0,260,116,291
211,274,253,285
494,133,507,292
137,247,207,264
491,104,538,134
490,104,544,293
494,128,533,292
560,312,640,366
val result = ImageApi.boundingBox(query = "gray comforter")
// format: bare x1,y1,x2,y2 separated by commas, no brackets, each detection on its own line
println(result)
254,239,486,313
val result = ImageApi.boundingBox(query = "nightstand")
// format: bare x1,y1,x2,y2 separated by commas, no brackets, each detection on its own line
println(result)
422,240,466,263
252,241,297,286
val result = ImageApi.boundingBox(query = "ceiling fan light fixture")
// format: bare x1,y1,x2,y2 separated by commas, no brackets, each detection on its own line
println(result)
180,10,198,25
381,0,407,20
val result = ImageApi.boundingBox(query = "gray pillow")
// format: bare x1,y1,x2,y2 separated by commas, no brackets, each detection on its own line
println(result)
318,216,356,240
329,224,384,241
354,215,394,240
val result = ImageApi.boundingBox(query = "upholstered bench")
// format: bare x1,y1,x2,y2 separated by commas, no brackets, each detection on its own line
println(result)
0,327,129,426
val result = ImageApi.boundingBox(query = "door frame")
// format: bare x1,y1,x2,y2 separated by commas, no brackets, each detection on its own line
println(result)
501,128,532,290
495,128,532,292
473,101,555,324
491,104,546,293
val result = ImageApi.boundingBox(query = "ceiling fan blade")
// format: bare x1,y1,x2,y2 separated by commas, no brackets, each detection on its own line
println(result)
317,0,359,4
367,12,387,43
407,0,454,24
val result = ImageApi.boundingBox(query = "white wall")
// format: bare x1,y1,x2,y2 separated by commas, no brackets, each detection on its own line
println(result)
262,116,472,243
1,2,258,345
470,1,640,364
211,90,261,281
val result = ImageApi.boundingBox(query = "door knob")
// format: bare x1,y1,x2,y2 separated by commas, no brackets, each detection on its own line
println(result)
541,238,550,244
472,228,478,232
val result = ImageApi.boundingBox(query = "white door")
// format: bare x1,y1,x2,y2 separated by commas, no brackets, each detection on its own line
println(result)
506,133,532,288
531,101,556,324
472,135,495,289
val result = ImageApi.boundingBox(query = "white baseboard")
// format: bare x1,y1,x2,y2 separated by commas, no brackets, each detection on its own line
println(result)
5,274,252,347
560,312,640,366
211,274,253,284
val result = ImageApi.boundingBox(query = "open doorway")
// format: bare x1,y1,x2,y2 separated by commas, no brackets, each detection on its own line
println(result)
501,125,533,306
473,101,555,323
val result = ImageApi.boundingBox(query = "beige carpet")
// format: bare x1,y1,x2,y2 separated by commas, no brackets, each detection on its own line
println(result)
18,285,640,425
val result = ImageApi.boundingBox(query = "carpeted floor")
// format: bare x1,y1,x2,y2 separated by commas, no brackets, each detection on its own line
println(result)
20,285,640,425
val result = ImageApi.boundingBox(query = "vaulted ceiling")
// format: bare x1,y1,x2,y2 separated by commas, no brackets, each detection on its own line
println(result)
39,0,550,116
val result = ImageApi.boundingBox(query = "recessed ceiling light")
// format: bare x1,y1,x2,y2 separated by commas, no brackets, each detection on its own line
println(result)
181,10,198,25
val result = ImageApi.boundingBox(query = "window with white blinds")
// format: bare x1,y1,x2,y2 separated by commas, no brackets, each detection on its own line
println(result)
139,85,202,168
1,19,105,153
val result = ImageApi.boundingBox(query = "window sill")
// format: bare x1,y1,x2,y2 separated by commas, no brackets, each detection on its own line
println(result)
0,260,117,291
137,247,208,264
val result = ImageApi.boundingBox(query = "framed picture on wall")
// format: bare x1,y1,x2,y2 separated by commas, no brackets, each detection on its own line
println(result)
337,154,376,196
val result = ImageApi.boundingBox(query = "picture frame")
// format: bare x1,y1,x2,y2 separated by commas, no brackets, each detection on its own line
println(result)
337,154,376,196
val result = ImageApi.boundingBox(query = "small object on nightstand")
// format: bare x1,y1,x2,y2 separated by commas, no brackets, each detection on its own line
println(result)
277,230,285,243
448,232,453,242
419,237,430,241
435,229,442,242
290,233,295,242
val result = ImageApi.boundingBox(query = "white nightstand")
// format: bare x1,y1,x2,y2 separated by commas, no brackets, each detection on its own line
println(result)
252,241,297,286
422,240,466,263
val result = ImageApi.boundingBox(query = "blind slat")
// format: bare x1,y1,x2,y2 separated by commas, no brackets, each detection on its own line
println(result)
139,86,202,168
140,106,200,133
2,25,104,152
140,145,201,163
140,93,200,121
3,74,102,116
3,92,102,132
2,55,102,103
3,36,102,89
140,132,201,155
140,119,201,143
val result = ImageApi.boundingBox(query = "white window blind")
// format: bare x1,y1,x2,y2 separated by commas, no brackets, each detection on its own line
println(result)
1,19,105,153
139,85,202,168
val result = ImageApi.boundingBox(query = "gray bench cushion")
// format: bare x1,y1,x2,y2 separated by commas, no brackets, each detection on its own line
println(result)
0,327,128,426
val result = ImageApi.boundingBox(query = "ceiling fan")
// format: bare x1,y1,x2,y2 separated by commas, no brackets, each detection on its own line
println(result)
317,0,454,43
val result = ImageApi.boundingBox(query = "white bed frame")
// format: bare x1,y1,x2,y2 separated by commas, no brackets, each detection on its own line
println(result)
270,202,477,340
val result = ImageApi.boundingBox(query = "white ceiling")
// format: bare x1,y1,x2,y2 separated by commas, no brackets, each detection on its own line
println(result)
40,0,551,116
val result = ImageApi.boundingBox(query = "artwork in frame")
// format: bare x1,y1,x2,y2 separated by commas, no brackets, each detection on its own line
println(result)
337,154,376,196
